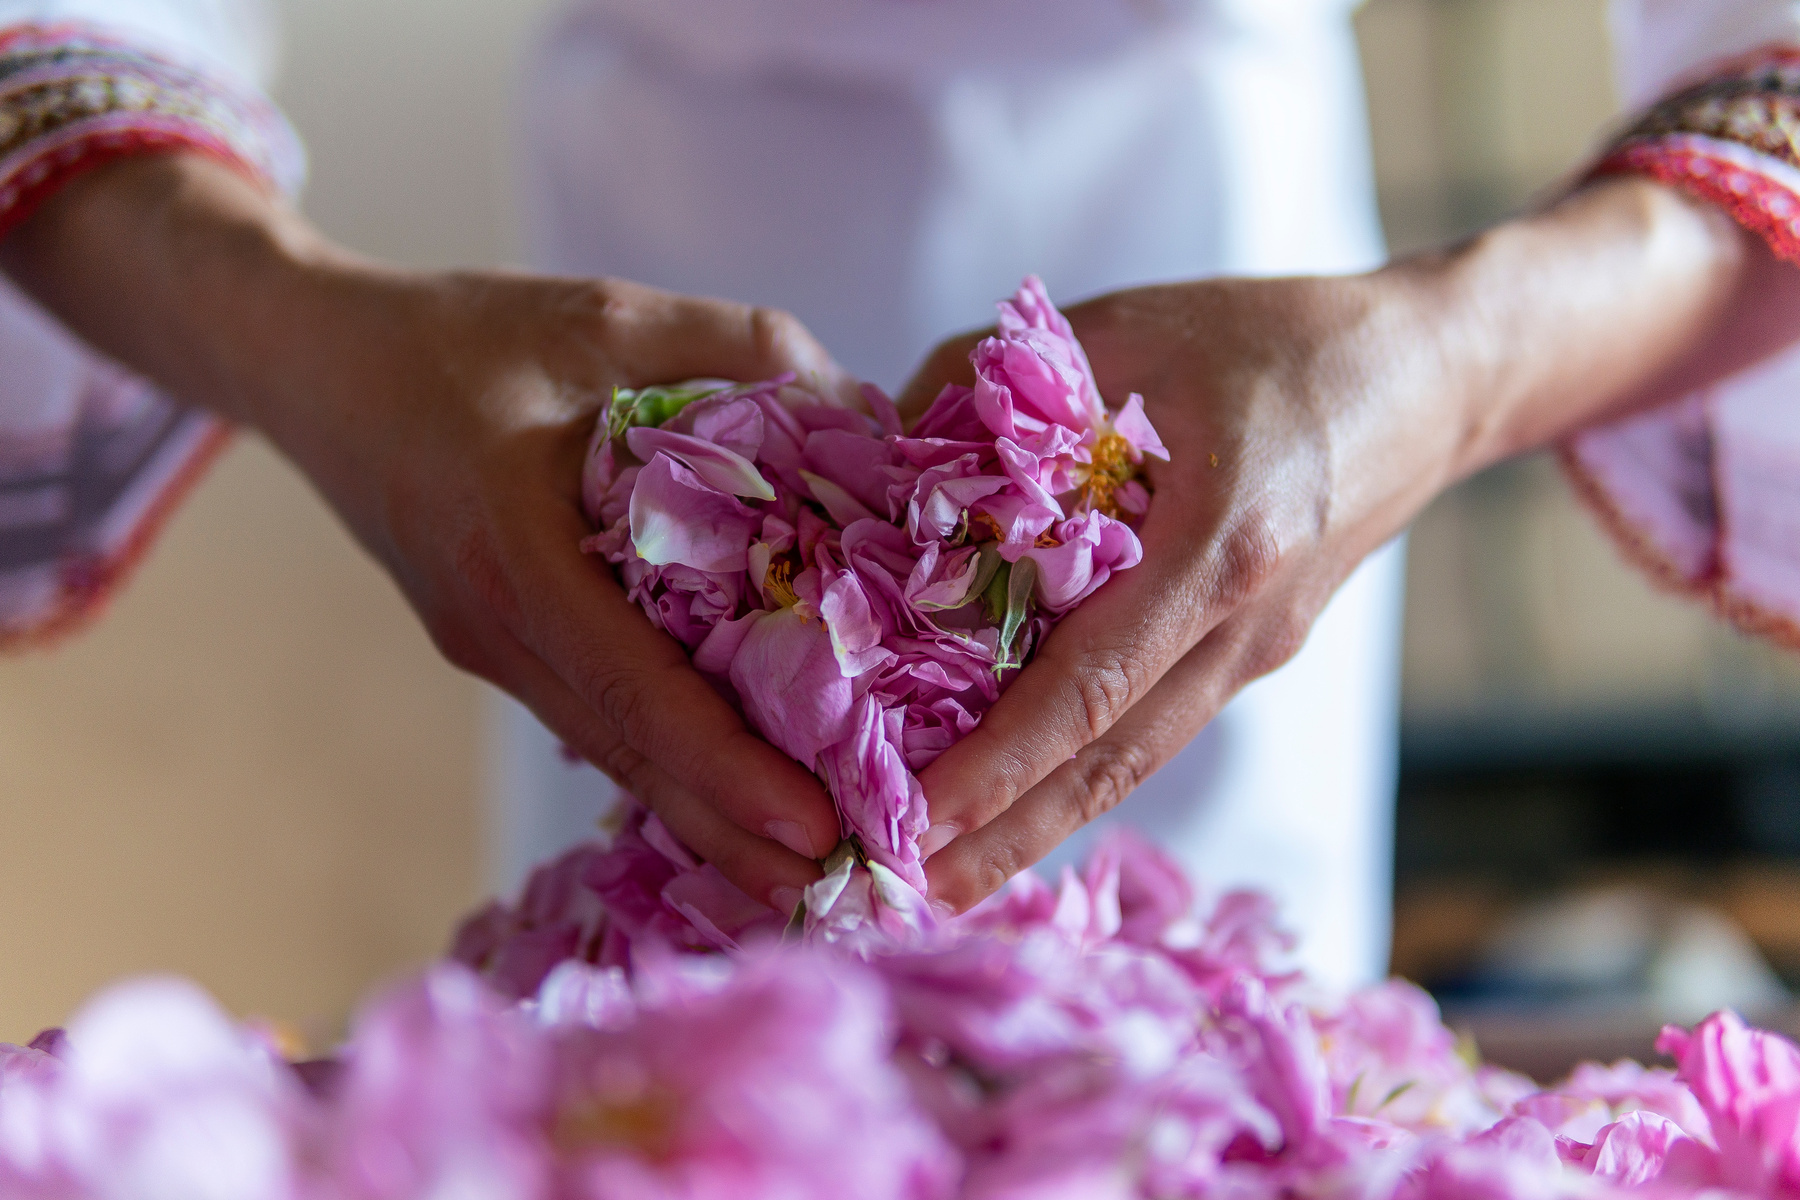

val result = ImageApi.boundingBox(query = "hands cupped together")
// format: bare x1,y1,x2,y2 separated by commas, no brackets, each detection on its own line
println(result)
16,157,1747,919
303,261,1440,917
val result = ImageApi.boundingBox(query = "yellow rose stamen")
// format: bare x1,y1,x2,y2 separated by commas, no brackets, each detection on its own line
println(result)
1077,430,1138,518
765,557,801,608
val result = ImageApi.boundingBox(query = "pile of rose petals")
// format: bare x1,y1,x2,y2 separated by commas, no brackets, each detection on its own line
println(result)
2,829,1793,1199
578,276,1166,910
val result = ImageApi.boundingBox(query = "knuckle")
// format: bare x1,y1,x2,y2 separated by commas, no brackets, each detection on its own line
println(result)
585,278,630,322
1076,739,1158,825
1213,514,1283,610
748,305,804,359
1072,645,1151,741
426,619,489,679
974,853,1016,905
589,664,661,751
597,740,652,794
448,521,525,634
1246,611,1311,680
568,278,640,348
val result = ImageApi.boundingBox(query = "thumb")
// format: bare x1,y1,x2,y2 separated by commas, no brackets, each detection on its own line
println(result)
617,282,855,397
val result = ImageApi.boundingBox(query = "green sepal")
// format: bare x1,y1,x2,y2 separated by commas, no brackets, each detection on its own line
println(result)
916,545,1005,613
605,383,723,440
1376,1080,1417,1112
995,556,1039,672
981,559,1012,626
821,838,859,876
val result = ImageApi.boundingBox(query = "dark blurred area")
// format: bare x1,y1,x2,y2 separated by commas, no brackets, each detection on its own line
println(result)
1359,0,1800,1079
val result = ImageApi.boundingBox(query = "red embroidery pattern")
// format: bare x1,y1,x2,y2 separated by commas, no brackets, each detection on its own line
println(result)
0,23,301,648
1592,45,1800,262
0,24,302,240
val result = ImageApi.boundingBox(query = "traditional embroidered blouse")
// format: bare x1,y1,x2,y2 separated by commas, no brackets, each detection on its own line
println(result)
0,8,298,647
1568,5,1800,650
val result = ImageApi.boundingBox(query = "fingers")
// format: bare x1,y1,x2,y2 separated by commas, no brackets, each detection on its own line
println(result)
915,497,1217,852
483,492,846,869
894,328,986,422
480,627,824,907
603,281,855,398
923,619,1253,912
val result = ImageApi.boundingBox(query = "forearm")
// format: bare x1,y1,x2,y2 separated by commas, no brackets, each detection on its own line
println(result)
1395,176,1798,481
0,153,358,432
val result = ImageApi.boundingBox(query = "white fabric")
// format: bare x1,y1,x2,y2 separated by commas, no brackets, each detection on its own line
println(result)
506,0,1404,992
1611,0,1800,106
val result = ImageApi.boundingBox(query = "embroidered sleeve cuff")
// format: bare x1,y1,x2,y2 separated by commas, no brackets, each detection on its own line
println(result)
1563,43,1800,654
1591,45,1800,264
0,22,303,649
0,22,304,240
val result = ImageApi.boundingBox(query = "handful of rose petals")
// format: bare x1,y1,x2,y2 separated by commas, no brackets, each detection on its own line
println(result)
578,277,1166,927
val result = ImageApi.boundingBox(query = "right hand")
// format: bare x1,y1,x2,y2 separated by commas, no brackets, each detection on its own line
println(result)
2,154,850,911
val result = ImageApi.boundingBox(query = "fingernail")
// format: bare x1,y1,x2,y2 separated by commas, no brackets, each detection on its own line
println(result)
764,820,817,859
918,823,960,861
771,886,804,917
928,899,958,923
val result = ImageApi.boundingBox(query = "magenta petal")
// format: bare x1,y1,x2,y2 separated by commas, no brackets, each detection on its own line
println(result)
628,453,761,573
692,609,763,678
580,426,617,525
1021,512,1143,613
913,473,1011,544
729,607,857,770
1582,1111,1690,1187
678,394,766,461
820,560,895,677
804,428,900,514
862,383,904,437
818,696,928,890
910,383,988,442
627,426,776,501
660,864,781,951
801,469,880,526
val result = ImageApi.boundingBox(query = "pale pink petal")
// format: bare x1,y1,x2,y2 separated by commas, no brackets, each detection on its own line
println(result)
728,607,857,770
1112,394,1169,462
628,453,761,573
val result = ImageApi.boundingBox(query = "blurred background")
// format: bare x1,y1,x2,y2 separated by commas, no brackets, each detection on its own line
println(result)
2,0,1798,1072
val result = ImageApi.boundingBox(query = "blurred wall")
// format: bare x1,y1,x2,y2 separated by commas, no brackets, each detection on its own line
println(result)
0,0,555,1044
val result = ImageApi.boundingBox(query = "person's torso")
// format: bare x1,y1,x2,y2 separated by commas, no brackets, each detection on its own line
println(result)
521,0,1382,385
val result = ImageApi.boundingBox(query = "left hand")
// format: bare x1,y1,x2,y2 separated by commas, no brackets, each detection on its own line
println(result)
901,178,1787,912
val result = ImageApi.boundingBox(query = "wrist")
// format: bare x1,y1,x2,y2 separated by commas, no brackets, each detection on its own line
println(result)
1386,177,1754,483
0,153,366,432
1279,266,1473,544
